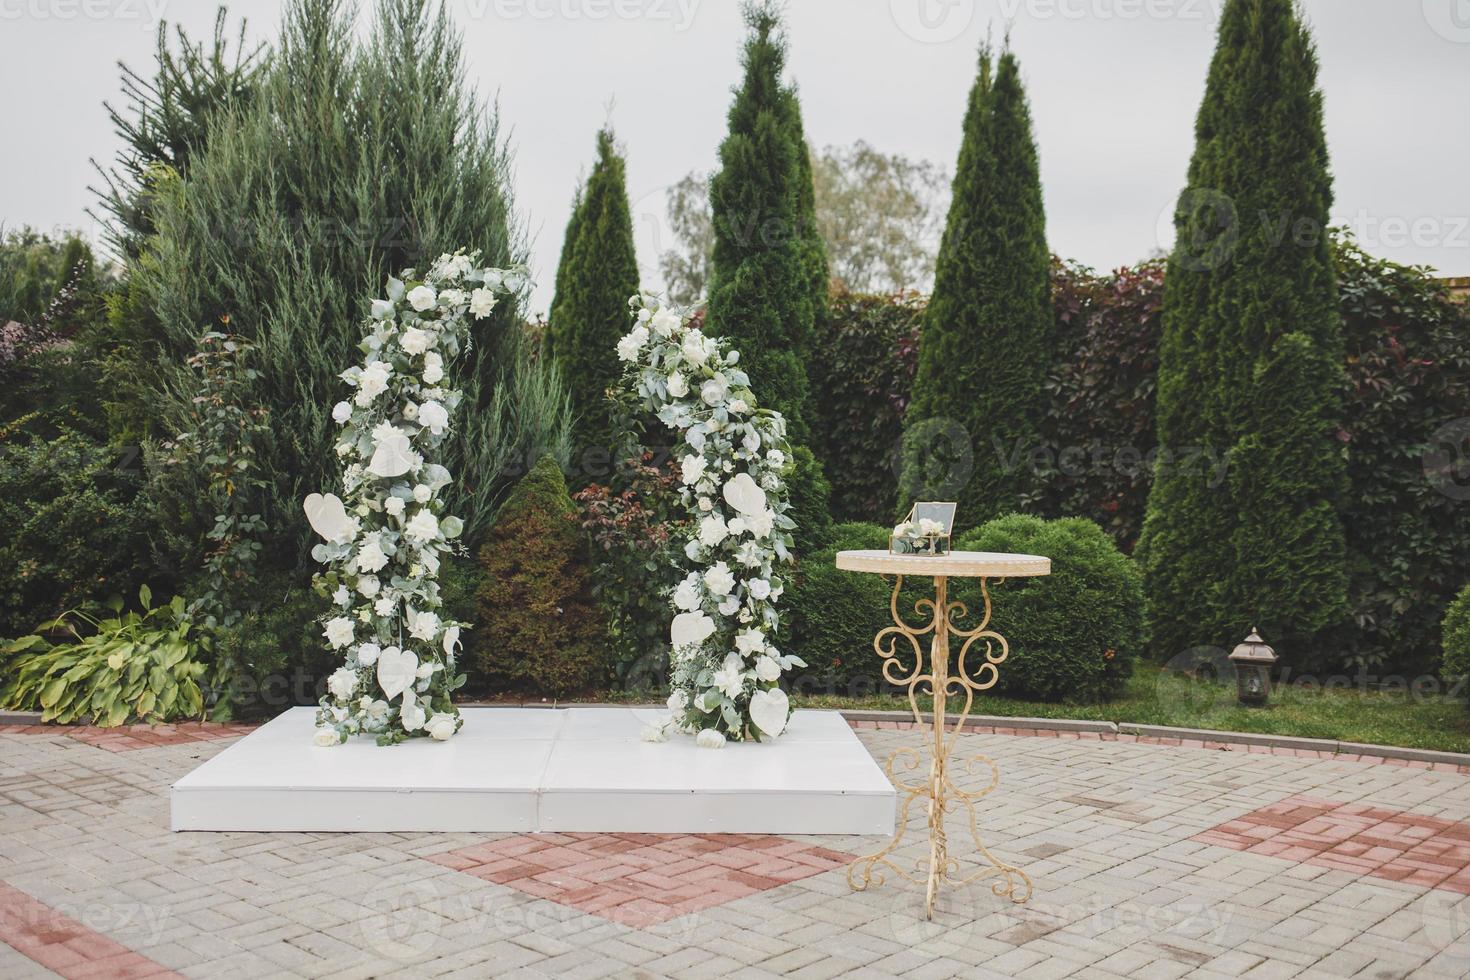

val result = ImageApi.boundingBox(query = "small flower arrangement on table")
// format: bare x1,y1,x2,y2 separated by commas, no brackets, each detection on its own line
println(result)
890,502,957,556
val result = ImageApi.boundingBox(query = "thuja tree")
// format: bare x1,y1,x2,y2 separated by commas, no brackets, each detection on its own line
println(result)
547,128,640,472
127,0,569,568
898,44,1050,528
1138,0,1347,665
706,2,824,443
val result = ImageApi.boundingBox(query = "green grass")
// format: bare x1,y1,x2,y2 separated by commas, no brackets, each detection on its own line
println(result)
474,666,1470,754
789,666,1470,754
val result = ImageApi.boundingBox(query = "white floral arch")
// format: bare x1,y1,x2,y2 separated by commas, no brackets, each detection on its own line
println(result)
616,294,803,746
304,250,525,746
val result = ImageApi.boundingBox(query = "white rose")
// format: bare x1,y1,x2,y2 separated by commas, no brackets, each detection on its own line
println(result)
735,628,766,657
729,399,749,415
755,657,782,682
417,400,449,436
746,508,775,540
425,712,457,741
696,728,726,749
323,616,355,649
728,516,747,536
704,561,735,597
698,514,729,547
405,511,440,544
679,454,707,486
640,723,669,743
438,288,466,308
400,695,427,732
333,585,350,607
356,575,381,598
701,375,730,406
616,325,650,362
374,596,396,617
469,288,497,317
356,643,382,667
313,727,341,747
355,539,389,574
422,351,444,384
667,690,688,714
748,578,772,601
666,372,689,398
413,484,433,503
684,538,702,561
407,285,437,311
697,496,713,512
673,574,702,612
766,449,785,466
399,326,432,355
355,361,391,406
332,401,352,424
409,609,440,642
327,667,359,700
364,698,390,722
681,330,710,366
651,308,681,337
384,496,405,518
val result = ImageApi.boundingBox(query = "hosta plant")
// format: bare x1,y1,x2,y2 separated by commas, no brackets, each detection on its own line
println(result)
1,586,208,726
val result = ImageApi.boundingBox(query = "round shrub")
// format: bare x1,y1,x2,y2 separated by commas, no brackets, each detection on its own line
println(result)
1443,586,1470,684
953,514,1142,703
785,522,929,697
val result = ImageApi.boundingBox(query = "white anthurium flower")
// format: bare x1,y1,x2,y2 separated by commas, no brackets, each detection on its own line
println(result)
367,428,415,478
407,285,437,311
442,625,461,657
722,472,767,515
370,298,395,319
671,611,716,651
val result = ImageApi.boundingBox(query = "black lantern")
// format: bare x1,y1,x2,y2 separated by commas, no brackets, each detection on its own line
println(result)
1228,627,1278,706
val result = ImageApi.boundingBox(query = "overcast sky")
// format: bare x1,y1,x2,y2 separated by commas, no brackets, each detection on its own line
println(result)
2,0,1466,315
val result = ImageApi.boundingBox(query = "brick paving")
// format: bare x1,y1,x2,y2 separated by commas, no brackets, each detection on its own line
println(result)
5,720,1470,977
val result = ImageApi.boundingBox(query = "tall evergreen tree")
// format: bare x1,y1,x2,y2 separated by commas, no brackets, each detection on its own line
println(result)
898,44,1050,528
706,3,822,443
1137,0,1346,664
547,128,640,472
128,0,569,564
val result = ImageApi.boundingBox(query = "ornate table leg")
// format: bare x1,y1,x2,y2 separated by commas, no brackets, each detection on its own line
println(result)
847,574,1032,919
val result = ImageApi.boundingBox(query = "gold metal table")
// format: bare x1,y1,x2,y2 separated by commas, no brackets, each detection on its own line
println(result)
835,549,1051,918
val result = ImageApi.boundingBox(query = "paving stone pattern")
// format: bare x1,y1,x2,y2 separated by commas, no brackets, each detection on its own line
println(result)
5,721,1470,977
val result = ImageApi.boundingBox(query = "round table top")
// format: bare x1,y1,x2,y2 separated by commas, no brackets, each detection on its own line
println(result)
835,549,1051,578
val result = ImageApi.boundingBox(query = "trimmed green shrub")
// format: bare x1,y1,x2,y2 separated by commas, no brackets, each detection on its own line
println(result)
784,445,834,554
953,515,1141,703
785,523,899,695
210,568,339,720
2,587,209,726
0,427,153,640
706,3,820,442
1444,586,1470,685
900,44,1050,527
474,455,607,695
808,290,923,523
547,128,640,472
1140,0,1347,667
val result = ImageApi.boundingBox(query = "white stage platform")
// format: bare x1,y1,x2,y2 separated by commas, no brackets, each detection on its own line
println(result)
171,706,896,835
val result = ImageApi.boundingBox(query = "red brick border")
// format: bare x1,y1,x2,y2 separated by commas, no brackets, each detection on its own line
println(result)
0,721,256,753
0,881,182,979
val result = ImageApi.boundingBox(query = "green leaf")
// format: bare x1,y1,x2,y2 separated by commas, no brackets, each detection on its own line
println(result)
138,584,153,610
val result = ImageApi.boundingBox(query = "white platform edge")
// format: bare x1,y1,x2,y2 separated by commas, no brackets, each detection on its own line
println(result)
171,707,897,836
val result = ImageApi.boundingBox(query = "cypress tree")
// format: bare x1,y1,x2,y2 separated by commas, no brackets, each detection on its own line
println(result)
898,45,1050,528
706,3,819,443
546,128,640,474
129,0,570,563
1138,0,1346,664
